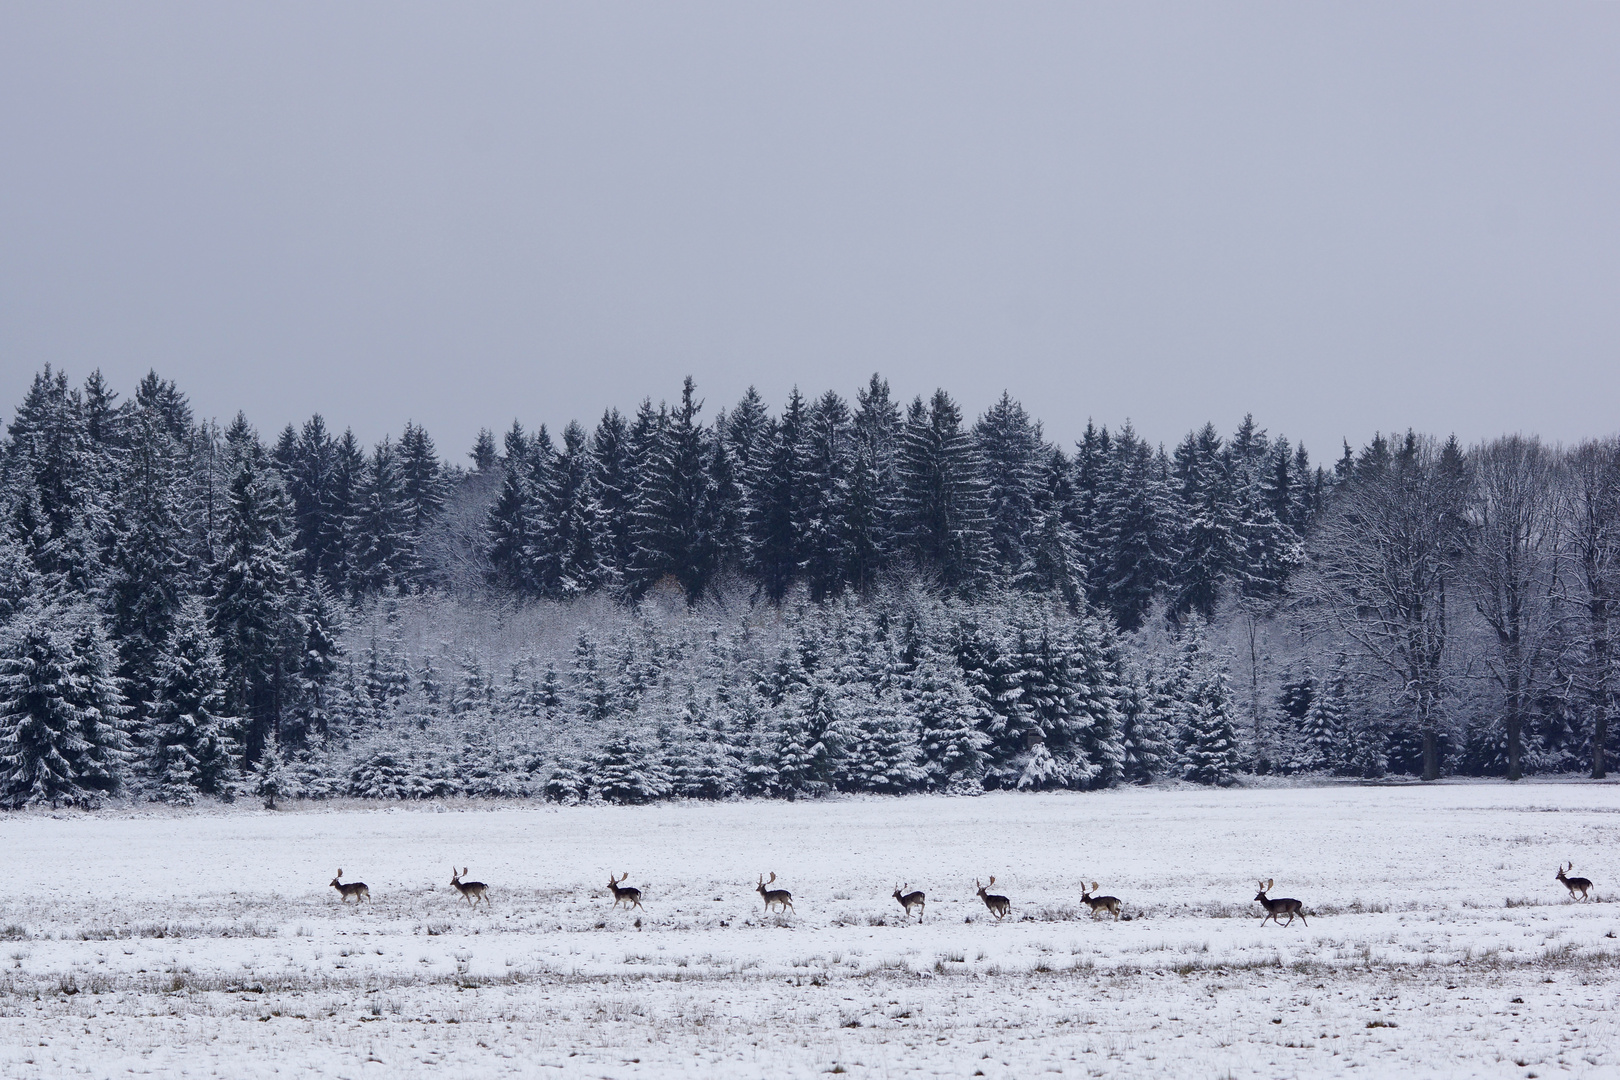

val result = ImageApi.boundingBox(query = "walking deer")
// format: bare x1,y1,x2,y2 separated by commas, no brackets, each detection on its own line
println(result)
893,883,926,922
757,872,794,914
608,872,643,910
450,867,489,907
1556,862,1595,902
1081,881,1121,920
330,869,369,904
1254,878,1306,927
977,877,1010,921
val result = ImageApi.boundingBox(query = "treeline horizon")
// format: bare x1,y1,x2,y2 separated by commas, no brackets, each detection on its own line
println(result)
0,364,1616,809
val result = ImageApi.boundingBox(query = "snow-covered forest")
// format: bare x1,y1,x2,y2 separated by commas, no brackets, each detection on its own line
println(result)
1,365,1616,809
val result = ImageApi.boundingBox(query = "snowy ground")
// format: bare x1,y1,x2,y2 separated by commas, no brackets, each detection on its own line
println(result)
2,783,1619,1078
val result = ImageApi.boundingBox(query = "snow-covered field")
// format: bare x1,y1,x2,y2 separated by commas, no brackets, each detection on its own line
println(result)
2,783,1618,1078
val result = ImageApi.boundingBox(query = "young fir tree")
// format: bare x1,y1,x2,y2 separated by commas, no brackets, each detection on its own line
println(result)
905,647,990,793
148,597,242,803
1299,655,1350,773
0,601,131,808
592,724,672,804
1174,623,1242,786
252,730,289,809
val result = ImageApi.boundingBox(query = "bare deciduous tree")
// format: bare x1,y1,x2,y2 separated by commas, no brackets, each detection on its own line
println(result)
1462,436,1565,781
1564,439,1620,779
1303,434,1466,781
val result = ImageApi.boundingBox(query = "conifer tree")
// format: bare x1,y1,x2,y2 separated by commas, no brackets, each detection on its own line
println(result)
590,409,636,588
148,598,241,803
896,390,989,593
592,724,671,803
800,391,853,600
1174,622,1242,785
845,374,900,596
348,437,412,593
210,424,301,760
252,730,289,809
0,601,131,808
744,390,805,602
627,378,719,602
975,392,1043,580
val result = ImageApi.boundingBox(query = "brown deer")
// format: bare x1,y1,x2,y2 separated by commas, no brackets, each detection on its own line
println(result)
1556,862,1595,902
1081,881,1121,920
608,872,643,910
756,872,794,914
1254,878,1306,927
330,869,370,904
450,867,489,907
977,877,1010,921
892,883,926,923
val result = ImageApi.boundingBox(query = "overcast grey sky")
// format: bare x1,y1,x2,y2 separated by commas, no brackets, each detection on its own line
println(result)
2,2,1617,462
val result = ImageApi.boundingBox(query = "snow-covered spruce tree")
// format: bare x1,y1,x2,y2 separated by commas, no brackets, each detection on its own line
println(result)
742,389,804,604
799,390,853,602
975,392,1044,583
1299,654,1350,773
105,400,196,720
905,646,989,793
211,418,301,762
839,683,925,794
1174,625,1242,786
1073,614,1128,788
0,601,131,808
347,435,414,594
592,723,671,804
148,597,242,804
1118,657,1176,783
252,730,289,809
895,389,990,594
626,378,721,603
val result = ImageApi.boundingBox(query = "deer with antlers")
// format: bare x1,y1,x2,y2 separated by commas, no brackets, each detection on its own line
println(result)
892,883,926,923
756,872,793,915
1081,881,1121,920
1556,862,1595,902
1254,878,1307,927
608,872,643,910
450,867,489,907
330,869,370,904
977,877,1010,921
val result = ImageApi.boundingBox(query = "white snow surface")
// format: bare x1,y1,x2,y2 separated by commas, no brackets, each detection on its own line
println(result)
3,783,1619,1078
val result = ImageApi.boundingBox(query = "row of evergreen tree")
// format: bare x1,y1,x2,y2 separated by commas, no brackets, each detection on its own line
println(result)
481,376,1325,632
2,366,1616,807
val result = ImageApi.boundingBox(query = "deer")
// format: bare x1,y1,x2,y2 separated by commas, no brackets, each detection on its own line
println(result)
1556,862,1595,902
330,869,370,904
608,872,643,910
756,872,794,915
1081,881,1121,920
977,877,1010,921
450,867,489,907
892,883,926,923
1254,878,1307,927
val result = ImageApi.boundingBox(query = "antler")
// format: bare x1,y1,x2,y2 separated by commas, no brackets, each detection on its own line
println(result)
768,871,776,884
337,869,343,878
1091,881,1098,891
1266,878,1274,891
989,876,996,886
